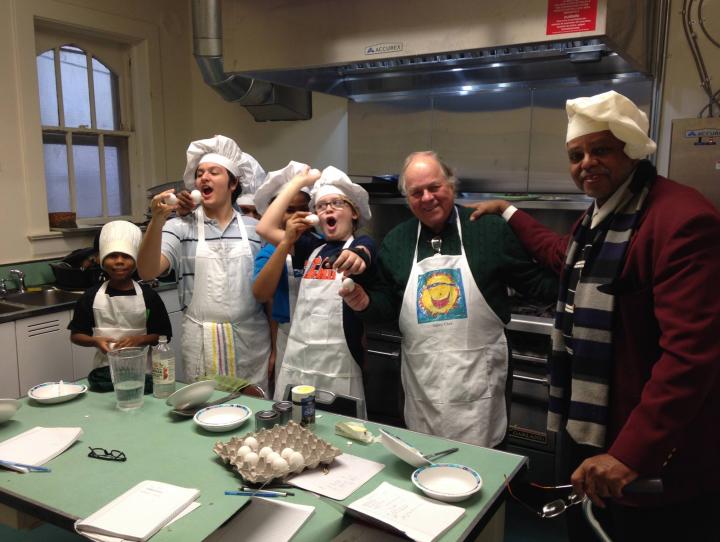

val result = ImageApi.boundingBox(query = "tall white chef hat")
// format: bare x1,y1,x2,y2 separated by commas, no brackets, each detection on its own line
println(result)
182,134,244,189
99,220,142,266
254,160,311,215
236,152,267,196
565,91,657,159
310,166,371,225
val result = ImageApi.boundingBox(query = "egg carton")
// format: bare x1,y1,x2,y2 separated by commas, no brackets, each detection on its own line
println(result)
213,421,342,484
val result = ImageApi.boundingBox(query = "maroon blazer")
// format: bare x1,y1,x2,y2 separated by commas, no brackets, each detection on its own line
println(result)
509,176,720,503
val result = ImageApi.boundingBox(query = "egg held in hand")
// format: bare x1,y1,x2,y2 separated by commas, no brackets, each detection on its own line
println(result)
304,214,319,225
190,189,202,205
165,193,178,205
342,277,355,292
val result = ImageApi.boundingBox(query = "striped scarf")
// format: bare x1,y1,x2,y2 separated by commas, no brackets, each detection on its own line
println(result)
547,161,654,447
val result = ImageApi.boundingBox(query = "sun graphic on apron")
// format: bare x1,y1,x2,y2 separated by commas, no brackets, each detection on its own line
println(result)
416,269,467,323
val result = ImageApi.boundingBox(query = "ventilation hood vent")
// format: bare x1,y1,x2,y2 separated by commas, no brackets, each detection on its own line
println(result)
220,0,658,102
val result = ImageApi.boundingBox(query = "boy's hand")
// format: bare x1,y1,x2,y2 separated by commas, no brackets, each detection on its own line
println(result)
339,283,369,311
94,336,117,354
334,248,368,276
113,336,145,349
150,189,177,222
290,167,321,189
284,212,313,244
175,190,196,217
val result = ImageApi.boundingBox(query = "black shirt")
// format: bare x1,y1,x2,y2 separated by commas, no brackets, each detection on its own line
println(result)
68,282,173,339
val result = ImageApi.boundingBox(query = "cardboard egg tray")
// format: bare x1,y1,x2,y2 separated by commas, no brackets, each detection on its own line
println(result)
213,421,342,483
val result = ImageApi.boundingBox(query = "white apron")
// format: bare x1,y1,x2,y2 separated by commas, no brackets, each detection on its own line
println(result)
274,254,301,385
92,280,147,367
274,238,365,404
182,207,271,388
398,212,508,447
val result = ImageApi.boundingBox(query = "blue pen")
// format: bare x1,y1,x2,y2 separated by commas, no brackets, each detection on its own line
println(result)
0,460,51,473
224,490,287,498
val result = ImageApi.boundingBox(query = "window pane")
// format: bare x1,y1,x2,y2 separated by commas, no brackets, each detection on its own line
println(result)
93,57,119,130
60,46,91,128
36,50,59,126
72,133,102,218
43,132,70,213
104,136,130,216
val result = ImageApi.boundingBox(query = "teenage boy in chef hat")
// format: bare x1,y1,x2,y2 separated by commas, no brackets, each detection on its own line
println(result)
252,161,322,391
137,135,271,388
234,153,267,220
69,220,172,368
257,165,376,406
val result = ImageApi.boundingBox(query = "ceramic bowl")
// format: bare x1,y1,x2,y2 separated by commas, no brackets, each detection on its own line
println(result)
28,382,88,404
193,404,252,432
166,380,216,410
412,463,483,502
0,399,21,423
379,428,430,467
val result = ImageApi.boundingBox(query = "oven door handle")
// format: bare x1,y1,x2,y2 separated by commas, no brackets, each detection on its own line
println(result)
513,373,549,386
512,353,548,365
367,348,401,360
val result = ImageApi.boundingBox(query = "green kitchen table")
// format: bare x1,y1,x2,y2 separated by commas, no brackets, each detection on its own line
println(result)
0,384,527,541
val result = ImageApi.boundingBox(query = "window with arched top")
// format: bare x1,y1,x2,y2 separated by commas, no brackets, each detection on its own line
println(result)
36,37,132,222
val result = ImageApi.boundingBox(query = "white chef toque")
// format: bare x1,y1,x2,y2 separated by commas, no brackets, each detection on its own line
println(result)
99,220,142,265
310,166,371,225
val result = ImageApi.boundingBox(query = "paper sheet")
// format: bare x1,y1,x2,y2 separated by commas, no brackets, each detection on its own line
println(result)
205,497,314,542
0,426,83,468
348,482,465,542
289,453,385,500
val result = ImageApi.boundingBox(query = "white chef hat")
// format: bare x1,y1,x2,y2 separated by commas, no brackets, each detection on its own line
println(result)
310,166,371,225
236,152,267,195
565,91,657,159
254,160,311,214
235,193,255,206
99,220,142,265
182,134,244,189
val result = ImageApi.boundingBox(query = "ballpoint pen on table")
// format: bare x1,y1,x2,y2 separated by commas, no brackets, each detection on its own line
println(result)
241,486,295,496
0,459,51,473
225,490,290,498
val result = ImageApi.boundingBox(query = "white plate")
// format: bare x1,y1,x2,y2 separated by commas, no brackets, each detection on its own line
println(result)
379,428,430,467
193,404,252,432
412,463,483,502
28,382,88,404
0,399,21,423
165,380,216,410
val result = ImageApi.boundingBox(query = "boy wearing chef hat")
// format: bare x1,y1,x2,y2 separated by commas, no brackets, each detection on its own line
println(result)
256,165,376,405
137,135,272,388
468,90,720,541
252,161,321,390
69,220,172,368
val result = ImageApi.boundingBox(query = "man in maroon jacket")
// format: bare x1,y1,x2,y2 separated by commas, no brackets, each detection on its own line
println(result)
471,91,720,541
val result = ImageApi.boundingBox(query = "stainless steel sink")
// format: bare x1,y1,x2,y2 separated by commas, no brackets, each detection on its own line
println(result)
0,302,26,315
5,289,82,307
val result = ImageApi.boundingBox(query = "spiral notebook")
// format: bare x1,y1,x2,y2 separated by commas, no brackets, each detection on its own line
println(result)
74,480,200,542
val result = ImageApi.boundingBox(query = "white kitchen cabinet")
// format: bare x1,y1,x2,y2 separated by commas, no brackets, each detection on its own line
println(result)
15,311,74,394
0,321,20,398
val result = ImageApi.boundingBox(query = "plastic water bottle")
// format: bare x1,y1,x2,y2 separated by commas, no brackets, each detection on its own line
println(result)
152,336,175,398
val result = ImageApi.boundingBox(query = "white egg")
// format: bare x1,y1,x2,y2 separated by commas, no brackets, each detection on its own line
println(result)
342,277,355,292
309,168,321,176
244,452,259,467
271,457,289,474
243,437,259,451
258,446,274,459
237,445,252,458
304,214,319,225
280,447,295,461
165,193,178,205
190,189,202,205
288,451,305,471
267,451,281,463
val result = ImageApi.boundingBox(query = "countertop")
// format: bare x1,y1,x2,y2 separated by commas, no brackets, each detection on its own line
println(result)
0,282,177,325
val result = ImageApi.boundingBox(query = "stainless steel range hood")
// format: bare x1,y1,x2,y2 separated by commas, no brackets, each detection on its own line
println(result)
220,0,658,101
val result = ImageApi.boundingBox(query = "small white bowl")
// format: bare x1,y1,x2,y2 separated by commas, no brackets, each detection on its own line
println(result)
412,463,483,502
379,428,430,467
193,404,252,432
28,382,87,404
166,380,216,410
0,399,21,423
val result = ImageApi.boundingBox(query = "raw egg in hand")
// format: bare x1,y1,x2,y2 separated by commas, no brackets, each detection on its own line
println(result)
165,193,178,205
342,277,355,292
191,189,202,205
305,214,319,225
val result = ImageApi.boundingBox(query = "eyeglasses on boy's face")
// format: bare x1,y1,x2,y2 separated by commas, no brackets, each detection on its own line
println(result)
88,447,127,462
315,198,349,213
